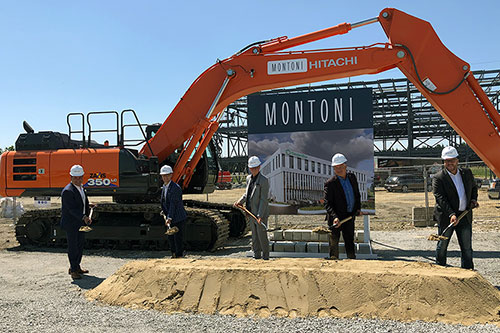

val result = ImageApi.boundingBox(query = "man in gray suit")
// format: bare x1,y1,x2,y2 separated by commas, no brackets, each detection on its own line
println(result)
235,156,270,260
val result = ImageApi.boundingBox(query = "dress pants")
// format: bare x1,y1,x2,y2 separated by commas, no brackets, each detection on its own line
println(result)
66,227,85,272
328,217,356,259
250,219,269,259
168,219,185,257
436,215,473,269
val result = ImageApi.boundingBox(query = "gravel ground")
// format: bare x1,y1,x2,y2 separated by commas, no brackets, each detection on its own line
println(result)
0,229,499,332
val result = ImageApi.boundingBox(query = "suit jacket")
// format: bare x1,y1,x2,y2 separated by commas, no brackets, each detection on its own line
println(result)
324,172,361,226
60,182,89,231
433,167,477,226
238,173,270,223
161,181,187,225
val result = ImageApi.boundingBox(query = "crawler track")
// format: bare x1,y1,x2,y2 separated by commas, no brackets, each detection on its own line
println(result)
14,201,246,252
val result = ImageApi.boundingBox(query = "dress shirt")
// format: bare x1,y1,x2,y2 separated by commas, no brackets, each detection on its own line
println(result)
163,181,171,200
75,185,86,214
338,175,355,213
446,169,467,211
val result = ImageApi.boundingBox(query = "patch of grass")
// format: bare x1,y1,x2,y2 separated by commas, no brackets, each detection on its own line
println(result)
299,205,324,211
468,165,497,179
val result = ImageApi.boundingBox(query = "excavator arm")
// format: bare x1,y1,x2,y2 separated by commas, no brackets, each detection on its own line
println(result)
141,8,500,186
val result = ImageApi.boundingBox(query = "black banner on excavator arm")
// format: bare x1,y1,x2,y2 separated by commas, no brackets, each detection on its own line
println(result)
247,88,372,134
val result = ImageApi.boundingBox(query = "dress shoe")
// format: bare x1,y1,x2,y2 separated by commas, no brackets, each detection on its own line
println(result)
68,268,89,274
70,271,82,280
77,268,89,274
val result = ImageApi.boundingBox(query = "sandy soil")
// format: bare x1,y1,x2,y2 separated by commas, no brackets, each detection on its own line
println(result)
0,189,499,328
86,258,500,325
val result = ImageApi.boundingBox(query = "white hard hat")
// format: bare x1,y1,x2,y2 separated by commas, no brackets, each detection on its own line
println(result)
248,156,261,168
331,153,347,166
69,165,84,177
160,165,173,175
441,146,459,159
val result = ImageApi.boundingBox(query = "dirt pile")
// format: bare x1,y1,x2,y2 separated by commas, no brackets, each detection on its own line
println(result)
86,258,500,325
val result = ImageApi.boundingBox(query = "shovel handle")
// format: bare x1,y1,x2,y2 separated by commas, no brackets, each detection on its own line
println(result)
236,204,268,230
332,216,352,228
440,209,469,237
457,209,469,222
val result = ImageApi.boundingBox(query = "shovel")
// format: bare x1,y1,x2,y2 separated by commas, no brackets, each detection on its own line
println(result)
332,216,352,228
428,210,469,241
79,206,95,232
235,203,268,230
160,211,179,235
312,216,353,234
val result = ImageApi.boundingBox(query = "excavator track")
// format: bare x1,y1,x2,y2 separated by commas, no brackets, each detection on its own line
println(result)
14,201,242,252
184,200,249,237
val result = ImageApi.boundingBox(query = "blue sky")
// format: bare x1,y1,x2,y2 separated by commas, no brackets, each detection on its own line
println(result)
1,0,499,149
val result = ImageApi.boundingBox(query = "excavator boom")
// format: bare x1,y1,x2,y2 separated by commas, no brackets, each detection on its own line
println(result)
141,8,500,184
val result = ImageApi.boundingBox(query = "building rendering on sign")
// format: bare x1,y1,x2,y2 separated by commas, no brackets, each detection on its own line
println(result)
260,147,369,204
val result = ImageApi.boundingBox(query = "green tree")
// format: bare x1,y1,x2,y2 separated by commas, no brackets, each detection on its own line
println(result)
0,145,14,154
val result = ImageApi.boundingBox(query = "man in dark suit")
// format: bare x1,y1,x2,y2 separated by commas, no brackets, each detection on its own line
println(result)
160,165,187,258
235,156,270,260
433,146,478,269
324,153,361,260
60,165,91,280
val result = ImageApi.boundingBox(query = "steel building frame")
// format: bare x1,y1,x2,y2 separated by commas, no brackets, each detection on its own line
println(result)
215,69,500,172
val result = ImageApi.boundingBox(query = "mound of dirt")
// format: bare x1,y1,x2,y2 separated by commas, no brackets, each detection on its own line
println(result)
86,258,500,325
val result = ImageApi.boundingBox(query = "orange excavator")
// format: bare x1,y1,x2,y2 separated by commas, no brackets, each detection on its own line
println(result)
1,8,499,250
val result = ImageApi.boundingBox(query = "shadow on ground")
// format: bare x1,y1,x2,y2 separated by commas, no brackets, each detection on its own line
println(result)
71,275,105,289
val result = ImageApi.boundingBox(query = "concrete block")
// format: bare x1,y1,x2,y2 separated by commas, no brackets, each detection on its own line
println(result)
292,231,303,241
273,230,284,241
357,243,372,255
294,242,307,252
273,241,296,252
283,241,296,252
269,241,274,252
339,243,346,254
306,242,319,253
301,231,312,242
273,241,287,252
283,230,294,241
319,242,329,253
309,232,320,242
355,230,364,243
318,233,329,242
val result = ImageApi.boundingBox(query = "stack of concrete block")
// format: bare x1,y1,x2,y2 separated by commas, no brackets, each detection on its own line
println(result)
279,229,329,242
269,229,366,254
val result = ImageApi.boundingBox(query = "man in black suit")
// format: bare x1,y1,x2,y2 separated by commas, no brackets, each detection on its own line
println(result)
433,146,478,269
60,165,92,280
160,165,187,258
324,153,361,260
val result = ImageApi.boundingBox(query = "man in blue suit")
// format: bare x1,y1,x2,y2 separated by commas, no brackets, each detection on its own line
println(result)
160,165,187,258
60,165,92,280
